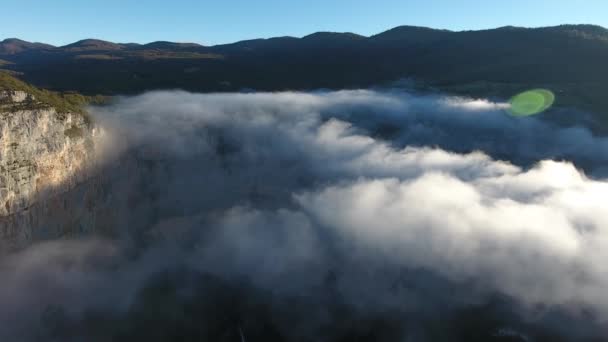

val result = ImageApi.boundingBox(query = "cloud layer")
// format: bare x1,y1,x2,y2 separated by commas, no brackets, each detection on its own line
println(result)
1,89,608,341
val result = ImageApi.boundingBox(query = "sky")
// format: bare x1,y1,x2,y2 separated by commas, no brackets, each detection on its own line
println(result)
1,0,607,46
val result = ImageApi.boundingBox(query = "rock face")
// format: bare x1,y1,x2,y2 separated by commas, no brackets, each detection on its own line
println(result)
0,90,29,103
0,94,105,250
0,88,204,252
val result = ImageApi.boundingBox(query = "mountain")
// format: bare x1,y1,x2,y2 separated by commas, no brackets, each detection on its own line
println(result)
1,24,608,120
141,41,204,50
0,38,54,54
370,25,453,43
61,38,126,51
543,24,608,41
302,31,366,43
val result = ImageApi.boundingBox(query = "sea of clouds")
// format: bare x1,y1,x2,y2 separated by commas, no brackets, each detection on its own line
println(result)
1,89,607,341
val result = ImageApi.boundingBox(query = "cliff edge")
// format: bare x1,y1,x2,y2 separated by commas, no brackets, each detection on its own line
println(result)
0,73,105,248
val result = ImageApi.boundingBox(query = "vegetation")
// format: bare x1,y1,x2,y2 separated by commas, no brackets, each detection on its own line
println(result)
127,51,223,60
0,72,108,123
74,54,124,60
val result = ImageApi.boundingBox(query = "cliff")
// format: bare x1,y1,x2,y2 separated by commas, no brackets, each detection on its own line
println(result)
0,78,107,250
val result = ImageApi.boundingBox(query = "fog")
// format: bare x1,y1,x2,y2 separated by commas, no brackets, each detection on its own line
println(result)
1,89,608,341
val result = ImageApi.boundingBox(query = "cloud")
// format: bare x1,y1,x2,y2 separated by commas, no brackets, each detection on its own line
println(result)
1,89,608,340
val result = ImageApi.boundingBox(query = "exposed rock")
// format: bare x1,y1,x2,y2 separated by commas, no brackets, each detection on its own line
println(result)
0,95,108,250
0,90,30,103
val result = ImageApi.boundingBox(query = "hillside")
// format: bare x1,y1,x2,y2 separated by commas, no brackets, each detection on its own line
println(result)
0,72,106,119
1,24,608,120
0,38,54,55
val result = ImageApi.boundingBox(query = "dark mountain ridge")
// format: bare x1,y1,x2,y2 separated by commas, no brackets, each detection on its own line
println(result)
4,24,607,54
1,24,608,121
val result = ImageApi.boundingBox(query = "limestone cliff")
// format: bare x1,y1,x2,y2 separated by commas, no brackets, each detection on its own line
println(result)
0,89,106,250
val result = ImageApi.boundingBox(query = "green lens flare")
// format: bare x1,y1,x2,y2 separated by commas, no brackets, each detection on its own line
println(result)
508,89,555,116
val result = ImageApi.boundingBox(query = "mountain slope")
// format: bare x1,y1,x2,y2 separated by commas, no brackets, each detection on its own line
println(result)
1,24,608,119
0,38,54,54
61,39,126,52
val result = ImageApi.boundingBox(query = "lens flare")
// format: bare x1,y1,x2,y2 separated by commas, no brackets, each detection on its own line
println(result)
508,89,555,116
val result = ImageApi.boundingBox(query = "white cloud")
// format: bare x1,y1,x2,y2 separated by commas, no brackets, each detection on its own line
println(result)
2,89,608,340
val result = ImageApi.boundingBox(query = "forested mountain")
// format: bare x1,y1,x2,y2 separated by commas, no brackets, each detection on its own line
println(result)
2,24,608,118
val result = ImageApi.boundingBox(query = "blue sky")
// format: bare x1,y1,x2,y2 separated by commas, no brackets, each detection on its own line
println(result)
1,0,607,46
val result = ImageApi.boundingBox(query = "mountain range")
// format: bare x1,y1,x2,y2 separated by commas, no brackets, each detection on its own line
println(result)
2,24,608,120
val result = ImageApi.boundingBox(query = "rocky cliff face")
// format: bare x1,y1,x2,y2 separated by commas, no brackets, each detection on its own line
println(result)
0,91,105,250
0,89,29,103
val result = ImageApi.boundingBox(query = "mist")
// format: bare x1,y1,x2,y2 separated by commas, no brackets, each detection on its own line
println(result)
1,89,608,341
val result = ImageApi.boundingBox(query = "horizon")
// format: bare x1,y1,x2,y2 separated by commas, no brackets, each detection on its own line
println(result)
1,0,607,46
2,22,606,47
